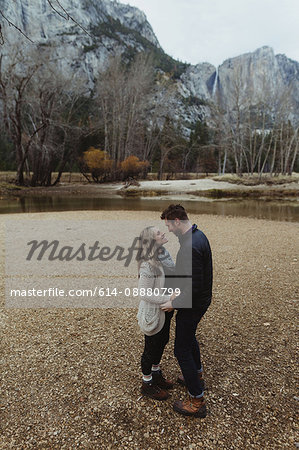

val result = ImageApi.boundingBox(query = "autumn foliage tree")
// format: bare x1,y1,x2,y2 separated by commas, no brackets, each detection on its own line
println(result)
120,155,149,180
82,147,113,182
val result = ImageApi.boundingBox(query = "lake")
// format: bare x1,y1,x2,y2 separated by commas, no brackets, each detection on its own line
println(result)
0,195,298,222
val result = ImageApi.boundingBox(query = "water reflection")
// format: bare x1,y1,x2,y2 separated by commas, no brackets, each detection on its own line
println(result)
0,195,298,222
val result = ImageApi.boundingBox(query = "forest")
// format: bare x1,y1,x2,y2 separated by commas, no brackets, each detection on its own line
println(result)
0,41,298,186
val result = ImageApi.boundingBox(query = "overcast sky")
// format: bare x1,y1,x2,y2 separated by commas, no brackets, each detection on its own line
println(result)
124,0,299,67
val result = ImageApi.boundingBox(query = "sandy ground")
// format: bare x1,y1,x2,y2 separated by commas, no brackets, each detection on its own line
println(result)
126,179,242,192
0,210,298,449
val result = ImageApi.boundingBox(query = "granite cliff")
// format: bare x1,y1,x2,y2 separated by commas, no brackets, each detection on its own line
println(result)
1,0,298,129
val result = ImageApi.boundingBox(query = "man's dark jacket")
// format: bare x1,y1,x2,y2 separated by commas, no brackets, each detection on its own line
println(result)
172,224,213,310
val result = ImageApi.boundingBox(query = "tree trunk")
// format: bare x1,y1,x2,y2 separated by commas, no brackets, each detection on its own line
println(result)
222,149,227,174
289,139,298,175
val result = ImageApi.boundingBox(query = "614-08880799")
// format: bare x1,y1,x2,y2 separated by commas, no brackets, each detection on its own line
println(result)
97,287,181,297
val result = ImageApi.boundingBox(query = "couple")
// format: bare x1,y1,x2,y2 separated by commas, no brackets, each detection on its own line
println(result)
136,204,213,418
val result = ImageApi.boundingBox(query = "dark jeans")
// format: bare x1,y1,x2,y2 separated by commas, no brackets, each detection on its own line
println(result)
174,307,208,396
141,311,173,376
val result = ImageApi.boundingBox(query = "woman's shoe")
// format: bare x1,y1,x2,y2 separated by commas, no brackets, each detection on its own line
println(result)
141,381,170,400
152,370,174,389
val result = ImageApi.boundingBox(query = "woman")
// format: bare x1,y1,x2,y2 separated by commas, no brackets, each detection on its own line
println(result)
137,226,176,400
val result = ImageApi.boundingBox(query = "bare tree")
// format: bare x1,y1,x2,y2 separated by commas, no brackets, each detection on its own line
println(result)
210,66,250,176
210,65,298,177
0,42,88,185
0,47,45,184
156,118,186,180
96,53,156,169
209,100,231,175
28,72,88,186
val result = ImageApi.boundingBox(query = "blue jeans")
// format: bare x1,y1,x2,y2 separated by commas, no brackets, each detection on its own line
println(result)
174,308,207,397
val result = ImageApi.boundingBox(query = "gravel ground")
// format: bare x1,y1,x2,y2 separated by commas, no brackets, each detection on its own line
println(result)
0,210,298,449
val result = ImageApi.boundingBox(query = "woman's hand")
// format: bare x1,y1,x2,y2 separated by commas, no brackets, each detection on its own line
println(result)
161,291,177,311
160,299,174,312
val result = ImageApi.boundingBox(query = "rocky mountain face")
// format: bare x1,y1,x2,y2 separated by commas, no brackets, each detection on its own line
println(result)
2,0,162,82
178,46,299,125
1,0,299,129
3,0,160,46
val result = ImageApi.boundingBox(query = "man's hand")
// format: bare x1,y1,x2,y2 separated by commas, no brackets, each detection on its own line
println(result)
160,300,174,312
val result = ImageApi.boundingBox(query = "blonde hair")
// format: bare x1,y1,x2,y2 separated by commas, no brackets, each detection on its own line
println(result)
137,226,162,276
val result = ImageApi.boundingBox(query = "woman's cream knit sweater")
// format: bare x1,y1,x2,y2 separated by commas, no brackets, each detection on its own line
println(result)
137,261,171,336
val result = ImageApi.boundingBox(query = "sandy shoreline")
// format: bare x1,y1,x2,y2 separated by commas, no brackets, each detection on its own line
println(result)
4,177,299,199
0,210,298,448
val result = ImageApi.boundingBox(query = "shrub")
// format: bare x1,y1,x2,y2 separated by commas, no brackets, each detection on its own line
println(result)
120,155,149,180
83,147,113,182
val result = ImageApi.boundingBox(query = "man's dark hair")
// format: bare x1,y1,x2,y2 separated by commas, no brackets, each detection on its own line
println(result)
160,204,189,221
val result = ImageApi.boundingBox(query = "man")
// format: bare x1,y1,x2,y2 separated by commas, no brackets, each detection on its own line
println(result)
160,204,213,417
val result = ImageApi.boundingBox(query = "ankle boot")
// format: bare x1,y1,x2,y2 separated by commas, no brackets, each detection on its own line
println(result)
141,381,170,400
173,395,207,417
152,370,174,389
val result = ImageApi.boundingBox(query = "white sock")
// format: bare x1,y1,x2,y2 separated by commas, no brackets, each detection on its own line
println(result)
151,364,160,372
189,391,204,399
142,374,152,383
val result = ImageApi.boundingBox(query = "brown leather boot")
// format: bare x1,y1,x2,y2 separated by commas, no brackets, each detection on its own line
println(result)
177,371,205,390
152,370,174,389
173,395,207,417
141,381,170,400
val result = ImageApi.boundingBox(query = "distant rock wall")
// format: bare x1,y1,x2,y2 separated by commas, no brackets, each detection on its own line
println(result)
1,1,298,129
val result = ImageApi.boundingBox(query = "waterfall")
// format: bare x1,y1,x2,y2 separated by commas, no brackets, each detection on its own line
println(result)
212,67,218,96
